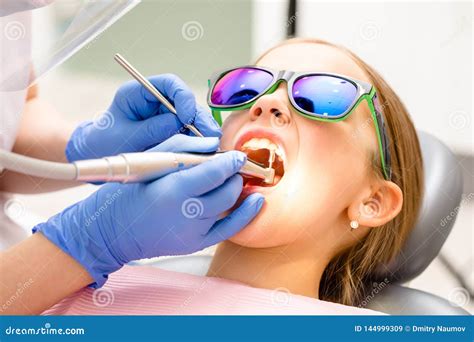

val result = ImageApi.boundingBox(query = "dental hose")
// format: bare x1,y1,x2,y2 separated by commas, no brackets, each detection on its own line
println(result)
0,149,275,184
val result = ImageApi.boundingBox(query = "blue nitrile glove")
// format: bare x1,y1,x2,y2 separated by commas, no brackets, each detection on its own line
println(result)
66,74,221,162
34,134,264,288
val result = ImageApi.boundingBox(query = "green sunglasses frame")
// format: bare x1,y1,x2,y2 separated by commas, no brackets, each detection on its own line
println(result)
207,66,392,180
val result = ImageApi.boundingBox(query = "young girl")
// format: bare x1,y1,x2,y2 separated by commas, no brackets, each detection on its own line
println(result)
9,38,425,314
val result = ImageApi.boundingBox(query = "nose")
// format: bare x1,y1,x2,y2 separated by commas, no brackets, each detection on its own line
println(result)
248,85,292,127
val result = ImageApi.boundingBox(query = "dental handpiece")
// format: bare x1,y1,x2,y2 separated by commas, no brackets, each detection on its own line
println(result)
75,152,275,184
0,149,275,185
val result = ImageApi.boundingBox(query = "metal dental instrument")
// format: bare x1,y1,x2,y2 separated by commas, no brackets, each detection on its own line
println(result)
114,53,204,138
0,149,275,184
113,53,275,184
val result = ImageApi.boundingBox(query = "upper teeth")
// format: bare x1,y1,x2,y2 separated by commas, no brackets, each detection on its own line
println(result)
241,137,283,157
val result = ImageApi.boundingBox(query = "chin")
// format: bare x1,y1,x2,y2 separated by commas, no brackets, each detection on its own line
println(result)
229,176,303,248
228,204,275,247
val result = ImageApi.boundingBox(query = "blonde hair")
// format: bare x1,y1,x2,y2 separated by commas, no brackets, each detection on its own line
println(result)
256,38,424,306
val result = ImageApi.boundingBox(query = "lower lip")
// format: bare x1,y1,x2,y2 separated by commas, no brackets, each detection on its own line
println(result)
241,177,282,197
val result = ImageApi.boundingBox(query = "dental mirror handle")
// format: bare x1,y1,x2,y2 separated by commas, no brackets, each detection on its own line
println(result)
114,53,204,138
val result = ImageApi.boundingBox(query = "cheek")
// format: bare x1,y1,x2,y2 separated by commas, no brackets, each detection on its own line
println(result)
219,113,244,150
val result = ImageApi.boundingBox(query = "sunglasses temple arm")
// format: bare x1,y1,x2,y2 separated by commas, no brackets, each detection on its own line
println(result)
366,93,391,180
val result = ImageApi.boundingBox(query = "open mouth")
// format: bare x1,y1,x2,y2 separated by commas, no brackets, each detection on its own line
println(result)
239,137,285,187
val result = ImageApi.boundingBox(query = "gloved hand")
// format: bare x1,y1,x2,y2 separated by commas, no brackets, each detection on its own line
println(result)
66,74,221,162
34,135,264,288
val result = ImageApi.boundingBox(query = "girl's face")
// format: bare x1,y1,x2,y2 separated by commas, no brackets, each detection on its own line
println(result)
219,43,382,250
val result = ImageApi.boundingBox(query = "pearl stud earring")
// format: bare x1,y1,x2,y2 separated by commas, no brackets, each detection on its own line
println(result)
350,220,359,229
350,212,361,230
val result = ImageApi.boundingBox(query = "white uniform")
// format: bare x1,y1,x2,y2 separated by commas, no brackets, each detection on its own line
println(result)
0,11,32,249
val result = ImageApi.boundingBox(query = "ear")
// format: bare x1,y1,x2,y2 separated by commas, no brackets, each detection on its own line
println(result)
349,181,403,228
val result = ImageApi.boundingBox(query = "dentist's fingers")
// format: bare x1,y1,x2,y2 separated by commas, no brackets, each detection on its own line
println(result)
198,174,243,218
146,75,221,137
203,193,265,246
173,151,247,197
148,134,219,153
112,78,164,120
133,113,182,148
114,75,189,121
145,75,221,137
192,104,222,138
112,74,221,141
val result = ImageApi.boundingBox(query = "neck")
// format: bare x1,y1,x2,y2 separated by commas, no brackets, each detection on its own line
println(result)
207,240,330,299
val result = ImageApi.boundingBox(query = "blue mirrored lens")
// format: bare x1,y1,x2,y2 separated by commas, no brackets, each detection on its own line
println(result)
292,75,358,116
211,68,273,106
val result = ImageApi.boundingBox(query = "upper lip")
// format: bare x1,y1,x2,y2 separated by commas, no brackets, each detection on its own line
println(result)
234,128,287,161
